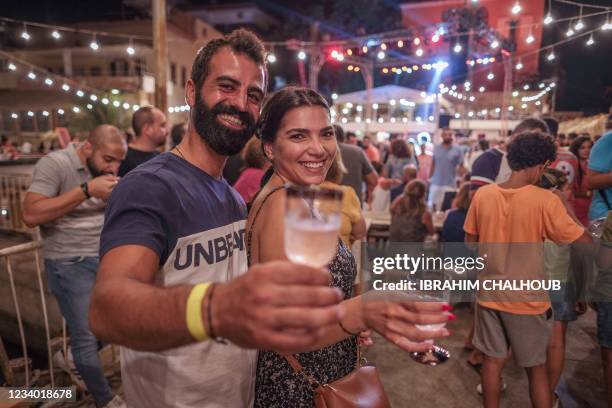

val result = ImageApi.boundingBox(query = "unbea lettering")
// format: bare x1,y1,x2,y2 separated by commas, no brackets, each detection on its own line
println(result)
174,229,245,270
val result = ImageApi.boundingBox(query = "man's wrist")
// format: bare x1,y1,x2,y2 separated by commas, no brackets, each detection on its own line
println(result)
80,181,91,199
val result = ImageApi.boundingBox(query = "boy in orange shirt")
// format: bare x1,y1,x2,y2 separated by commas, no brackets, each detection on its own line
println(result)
464,131,592,408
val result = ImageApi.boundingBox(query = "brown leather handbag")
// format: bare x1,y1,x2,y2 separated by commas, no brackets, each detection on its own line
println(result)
283,346,391,408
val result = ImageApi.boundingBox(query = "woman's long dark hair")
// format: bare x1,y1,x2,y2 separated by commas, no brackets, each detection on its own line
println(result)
256,86,331,186
569,136,593,186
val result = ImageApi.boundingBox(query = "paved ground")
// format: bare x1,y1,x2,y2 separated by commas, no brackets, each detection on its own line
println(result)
365,305,607,408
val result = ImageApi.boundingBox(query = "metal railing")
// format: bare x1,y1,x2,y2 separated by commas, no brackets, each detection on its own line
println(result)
0,174,31,231
0,240,56,388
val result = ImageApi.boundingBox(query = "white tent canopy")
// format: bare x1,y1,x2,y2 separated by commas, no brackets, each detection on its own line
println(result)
334,84,452,108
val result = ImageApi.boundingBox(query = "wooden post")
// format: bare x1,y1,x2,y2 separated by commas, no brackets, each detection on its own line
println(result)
153,0,168,113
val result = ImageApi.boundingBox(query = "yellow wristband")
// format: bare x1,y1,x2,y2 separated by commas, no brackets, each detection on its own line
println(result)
186,282,212,342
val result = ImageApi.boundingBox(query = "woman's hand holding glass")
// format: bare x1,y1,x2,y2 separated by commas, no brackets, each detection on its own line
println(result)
338,296,452,353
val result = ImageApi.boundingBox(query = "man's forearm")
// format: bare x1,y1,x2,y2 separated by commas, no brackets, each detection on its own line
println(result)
89,278,195,351
23,188,86,227
586,171,612,190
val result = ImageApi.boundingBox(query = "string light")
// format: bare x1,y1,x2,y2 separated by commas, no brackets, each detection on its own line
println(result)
453,43,462,53
512,90,519,97
111,89,119,95
27,111,34,117
362,45,368,53
487,72,495,80
586,34,594,46
415,48,424,57
602,14,611,31
297,50,306,60
479,86,485,93
490,40,499,49
523,84,530,90
44,78,53,86
57,109,64,115
62,84,70,91
90,34,100,51
21,24,30,41
526,32,535,44
544,14,554,25
112,100,121,107
102,97,109,105
266,52,276,63
380,43,387,50
547,49,556,61
51,30,61,40
413,37,421,46
8,63,16,71
126,40,135,56
76,90,85,97
11,113,18,119
397,40,404,48
27,71,36,80
566,22,575,37
86,104,93,110
515,60,523,70
511,2,522,15
90,94,98,101
72,106,80,113
377,51,385,60
574,6,584,31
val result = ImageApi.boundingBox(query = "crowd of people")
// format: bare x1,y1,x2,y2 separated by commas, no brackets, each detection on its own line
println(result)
14,27,612,408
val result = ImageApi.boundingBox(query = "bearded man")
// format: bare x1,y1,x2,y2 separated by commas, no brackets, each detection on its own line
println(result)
89,29,344,408
23,124,127,408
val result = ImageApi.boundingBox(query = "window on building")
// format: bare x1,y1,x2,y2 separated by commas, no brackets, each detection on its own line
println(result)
181,67,186,88
90,66,101,76
170,63,177,84
135,58,145,76
110,60,129,76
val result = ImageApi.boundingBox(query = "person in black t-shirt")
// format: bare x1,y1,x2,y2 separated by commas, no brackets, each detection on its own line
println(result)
118,106,168,176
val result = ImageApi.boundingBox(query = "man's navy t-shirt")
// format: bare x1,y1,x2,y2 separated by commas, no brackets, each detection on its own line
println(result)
99,152,257,408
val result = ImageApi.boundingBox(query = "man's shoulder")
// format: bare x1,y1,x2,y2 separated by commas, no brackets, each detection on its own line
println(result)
340,143,364,155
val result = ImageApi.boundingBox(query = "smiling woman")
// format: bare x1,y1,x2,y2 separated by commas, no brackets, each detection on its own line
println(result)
246,87,451,407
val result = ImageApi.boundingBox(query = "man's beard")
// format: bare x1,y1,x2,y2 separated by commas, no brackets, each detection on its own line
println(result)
192,90,256,156
86,158,109,177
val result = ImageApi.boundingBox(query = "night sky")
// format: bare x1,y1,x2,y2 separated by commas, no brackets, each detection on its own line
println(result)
2,0,611,113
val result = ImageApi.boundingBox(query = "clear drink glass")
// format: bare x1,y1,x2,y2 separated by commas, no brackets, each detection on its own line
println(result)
408,279,451,366
284,185,343,268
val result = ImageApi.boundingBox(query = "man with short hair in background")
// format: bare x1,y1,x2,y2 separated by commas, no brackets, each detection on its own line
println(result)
118,106,168,176
428,127,464,210
22,125,127,408
335,125,378,203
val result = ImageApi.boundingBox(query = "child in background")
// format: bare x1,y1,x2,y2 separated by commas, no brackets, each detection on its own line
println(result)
390,179,434,242
464,131,591,408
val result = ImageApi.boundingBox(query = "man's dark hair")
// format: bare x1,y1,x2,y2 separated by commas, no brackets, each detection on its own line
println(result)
512,117,549,136
333,124,345,142
191,29,266,92
507,131,556,171
542,117,559,136
478,139,490,151
132,106,155,137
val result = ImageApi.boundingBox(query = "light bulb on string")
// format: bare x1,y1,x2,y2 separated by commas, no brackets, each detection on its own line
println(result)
27,71,36,80
90,34,99,51
8,63,16,71
586,34,594,46
126,39,135,56
526,32,535,44
453,43,462,53
397,40,404,48
490,40,499,49
62,84,70,92
362,45,368,53
297,50,306,60
415,48,424,57
57,109,64,115
377,51,385,60
21,24,30,41
603,14,611,31
544,14,553,25
44,78,53,86
380,43,387,50
267,52,276,63
566,22,575,37
515,60,523,70
51,30,61,40
547,49,556,61
511,2,521,15
575,6,584,31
